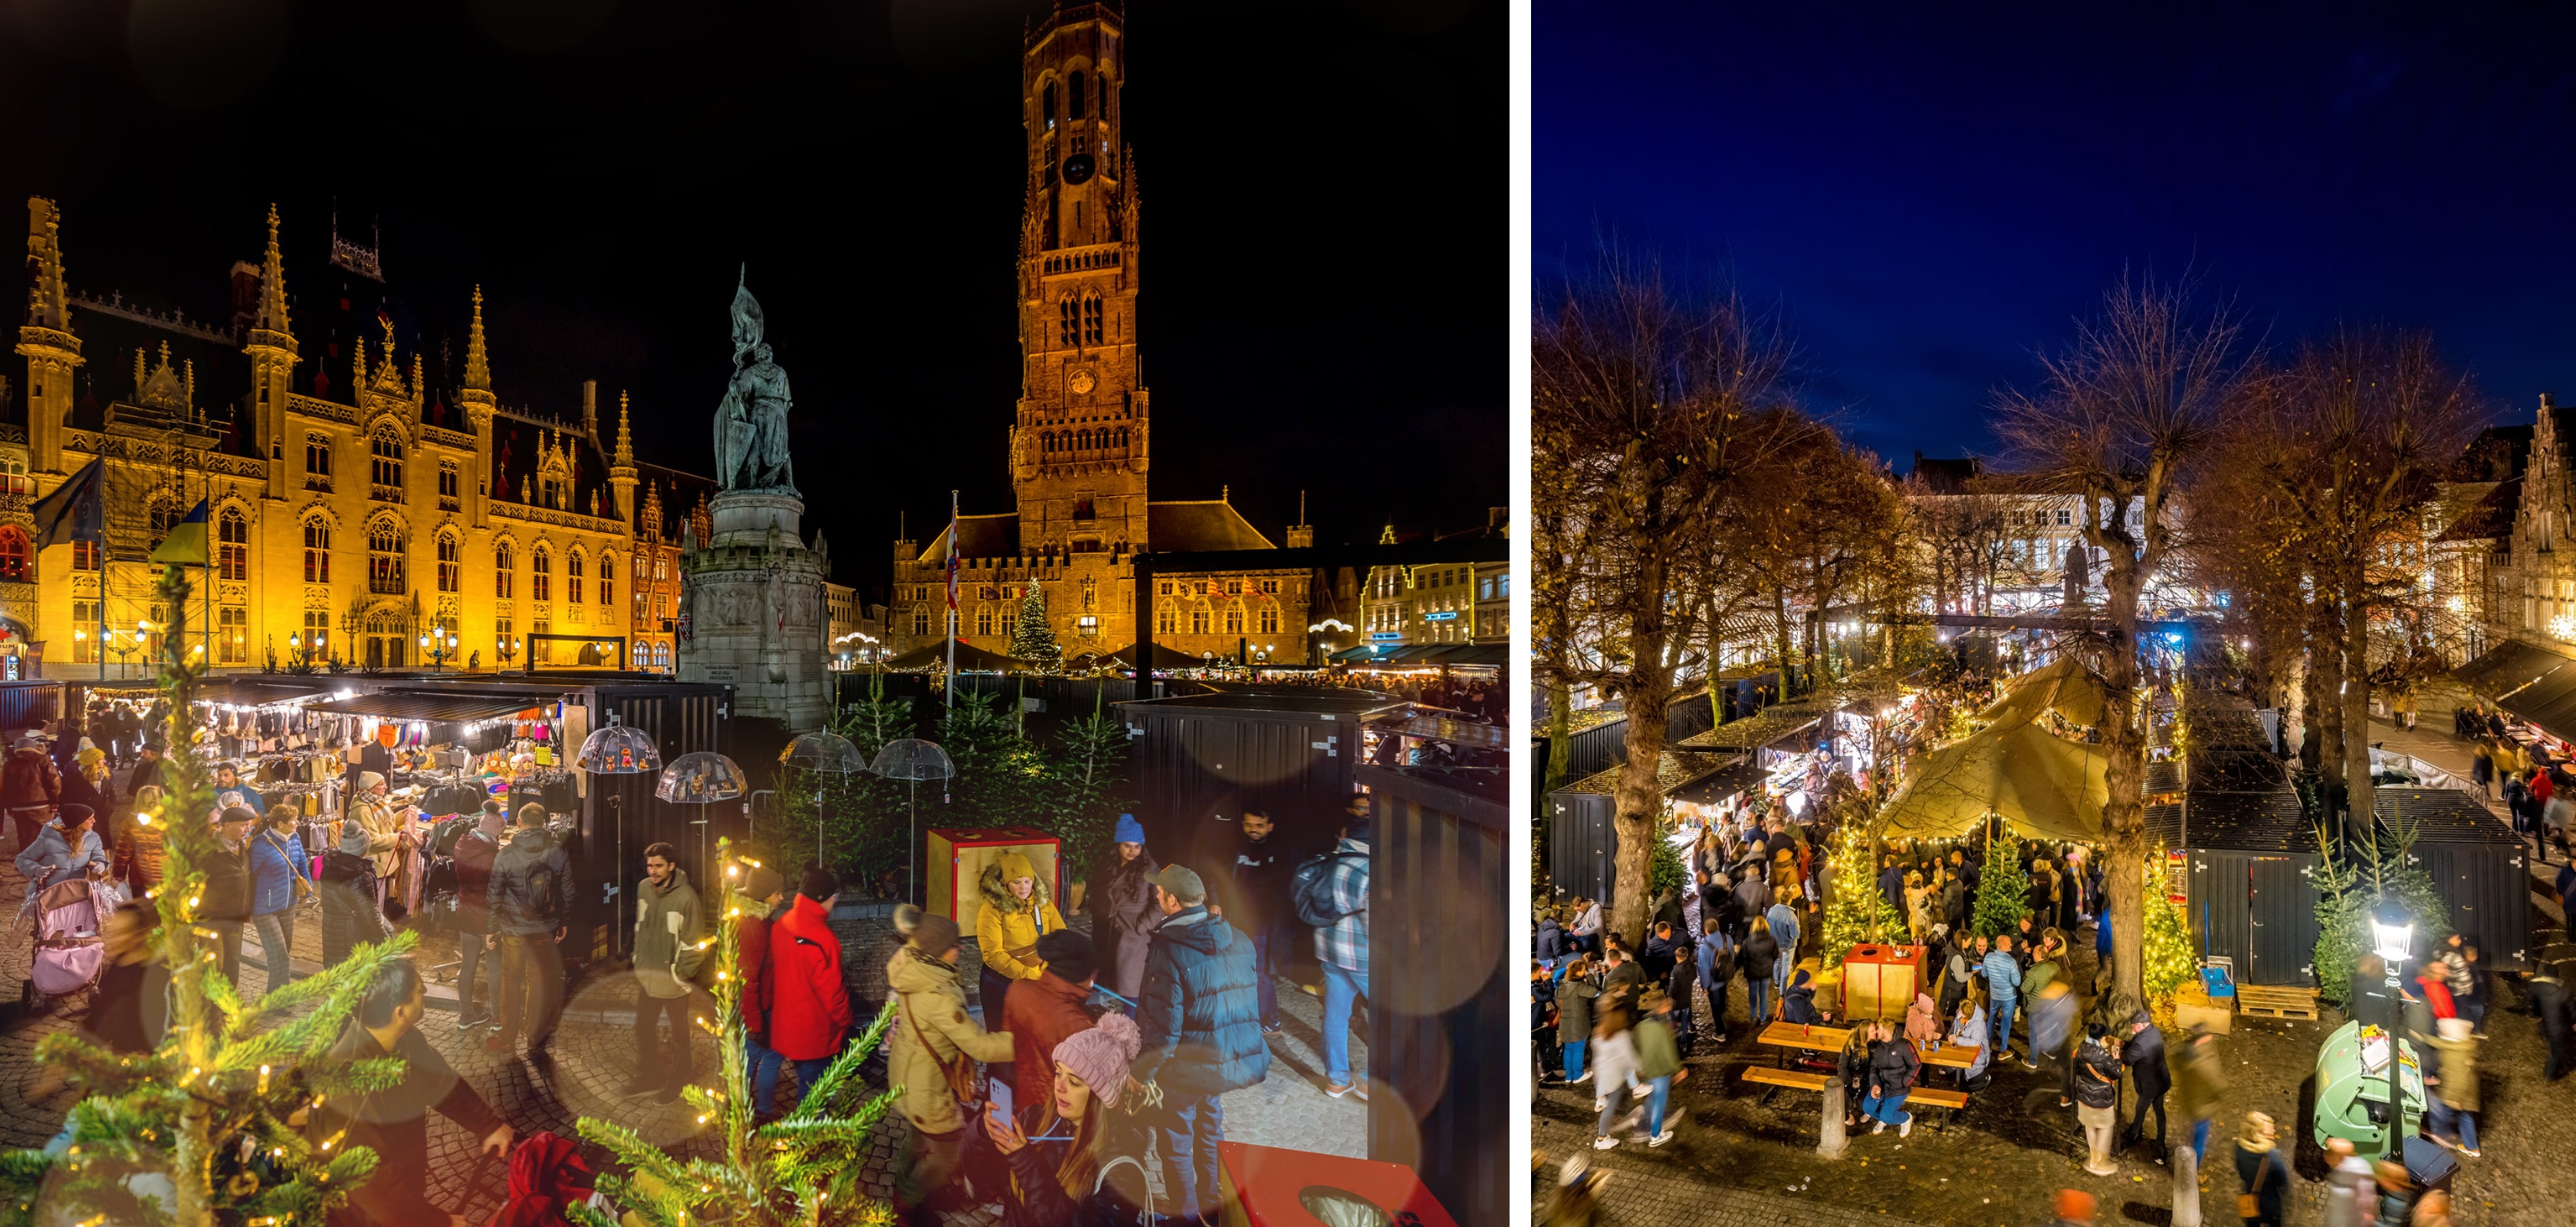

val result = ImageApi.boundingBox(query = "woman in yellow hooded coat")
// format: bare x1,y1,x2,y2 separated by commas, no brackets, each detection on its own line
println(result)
976,850,1065,1084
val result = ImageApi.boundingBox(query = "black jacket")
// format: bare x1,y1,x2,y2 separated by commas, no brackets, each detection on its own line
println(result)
485,826,571,938
1739,933,1779,982
2122,1021,2170,1094
199,838,252,923
2075,1040,2121,1108
317,849,385,967
1218,830,1294,940
1864,1038,1918,1097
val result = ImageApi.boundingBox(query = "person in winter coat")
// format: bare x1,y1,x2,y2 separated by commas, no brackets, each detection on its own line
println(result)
350,771,415,909
1695,918,1734,1038
208,761,264,817
978,850,1067,1087
1535,913,1566,964
2117,1011,2170,1158
15,802,107,916
726,863,792,1120
773,868,858,1092
984,1014,1155,1227
450,801,506,1029
1779,968,1821,1025
1219,805,1297,1035
198,807,257,985
310,960,512,1227
1983,933,2023,1066
2,736,61,856
1765,893,1801,989
318,821,387,969
1631,992,1685,1146
1640,921,1684,984
59,748,110,837
1006,929,1102,1120
87,901,168,1055
2423,1016,2482,1156
886,909,1015,1227
1089,815,1160,1003
1903,991,1940,1047
624,841,706,1104
2529,969,2572,1081
247,808,310,992
2235,1111,2289,1227
2023,979,2078,1111
2073,1023,2122,1176
485,802,571,1057
1310,815,1373,1099
1739,918,1779,1025
1858,1018,1921,1137
1129,865,1268,1223
1946,993,1991,1084
124,742,165,808
1589,1008,1642,1150
1570,895,1604,952
2169,1021,2229,1163
1556,959,1599,1083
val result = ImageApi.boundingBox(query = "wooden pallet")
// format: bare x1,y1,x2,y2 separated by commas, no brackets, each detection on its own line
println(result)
2235,985,2321,1021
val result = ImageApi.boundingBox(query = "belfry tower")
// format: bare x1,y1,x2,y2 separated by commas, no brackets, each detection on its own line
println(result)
1011,0,1147,556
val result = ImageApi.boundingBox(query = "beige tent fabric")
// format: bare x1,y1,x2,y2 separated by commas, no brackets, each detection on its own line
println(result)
1974,656,2114,730
1875,720,2111,844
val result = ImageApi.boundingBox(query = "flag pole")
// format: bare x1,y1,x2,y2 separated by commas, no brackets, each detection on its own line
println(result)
945,489,959,710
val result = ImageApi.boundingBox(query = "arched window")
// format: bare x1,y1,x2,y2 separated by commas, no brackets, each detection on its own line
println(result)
218,508,248,581
1041,81,1056,128
654,642,671,669
1116,426,1129,449
368,521,406,594
600,553,616,606
436,533,460,593
1042,432,1054,454
1058,298,1077,347
1070,71,1086,120
531,547,552,602
302,519,330,583
1190,607,1210,634
912,606,930,636
1083,294,1103,344
494,543,515,599
0,526,27,582
1225,608,1244,634
1078,429,1092,451
567,551,586,604
370,431,403,490
148,499,179,549
976,606,994,637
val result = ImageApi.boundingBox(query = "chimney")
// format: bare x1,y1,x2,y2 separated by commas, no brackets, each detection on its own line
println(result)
582,380,598,442
1490,506,1507,531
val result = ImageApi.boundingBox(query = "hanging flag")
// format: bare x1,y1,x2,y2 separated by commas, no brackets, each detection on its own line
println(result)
149,498,211,565
29,457,105,551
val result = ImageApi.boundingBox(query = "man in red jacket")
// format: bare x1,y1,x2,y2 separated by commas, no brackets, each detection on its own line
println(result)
767,867,854,1094
731,863,790,1118
1003,929,1099,1114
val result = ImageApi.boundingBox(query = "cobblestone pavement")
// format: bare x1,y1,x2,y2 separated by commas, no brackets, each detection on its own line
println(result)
0,867,1360,1222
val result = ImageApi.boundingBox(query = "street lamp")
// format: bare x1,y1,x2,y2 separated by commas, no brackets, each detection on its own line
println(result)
2370,902,2414,1158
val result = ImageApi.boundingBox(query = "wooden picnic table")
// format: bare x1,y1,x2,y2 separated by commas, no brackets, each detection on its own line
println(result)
1755,1020,1852,1067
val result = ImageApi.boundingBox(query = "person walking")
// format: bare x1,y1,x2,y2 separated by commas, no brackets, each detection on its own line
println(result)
1739,917,1779,1024
1308,814,1372,1100
1589,1008,1641,1150
123,741,164,805
2234,1111,2288,1227
729,863,791,1120
2117,1009,2171,1158
2025,979,2078,1111
485,801,571,1059
1631,991,1685,1146
978,850,1067,1089
1089,815,1161,1005
246,808,310,993
2471,739,2494,798
2072,1022,2122,1176
887,906,1015,1226
2423,1016,2482,1156
2170,1021,2227,1163
1556,957,1598,1084
1765,890,1801,989
1223,805,1296,1037
2,734,60,856
1005,929,1102,1119
624,841,707,1104
773,868,858,1096
449,800,506,1030
198,807,256,986
1983,933,2023,1065
1695,918,1734,1040
1128,865,1268,1225
317,821,387,969
2530,968,2572,1081
311,960,513,1227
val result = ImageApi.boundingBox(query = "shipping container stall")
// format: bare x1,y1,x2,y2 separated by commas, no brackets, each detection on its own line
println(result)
0,679,62,730
2150,788,2324,987
2375,788,2533,971
1542,751,1734,906
1556,686,1718,782
1358,763,1506,1225
1115,689,1408,878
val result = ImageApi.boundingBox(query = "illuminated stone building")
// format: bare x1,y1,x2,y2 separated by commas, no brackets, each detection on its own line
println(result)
8,198,711,677
885,0,1316,667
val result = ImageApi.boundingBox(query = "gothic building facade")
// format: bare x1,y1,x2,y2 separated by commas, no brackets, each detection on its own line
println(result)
885,0,1316,666
8,199,713,678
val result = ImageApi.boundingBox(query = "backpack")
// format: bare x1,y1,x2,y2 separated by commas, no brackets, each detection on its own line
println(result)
525,859,558,919
1291,850,1365,927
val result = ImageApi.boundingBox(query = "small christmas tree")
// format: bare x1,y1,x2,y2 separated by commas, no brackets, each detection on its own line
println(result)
1008,585,1063,673
2141,848,2196,1006
570,837,902,1227
1819,818,1902,967
2,566,419,1225
1970,824,2029,938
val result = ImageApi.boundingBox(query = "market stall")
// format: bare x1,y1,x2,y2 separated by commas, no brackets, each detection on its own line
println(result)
1874,721,2109,844
1543,751,1733,906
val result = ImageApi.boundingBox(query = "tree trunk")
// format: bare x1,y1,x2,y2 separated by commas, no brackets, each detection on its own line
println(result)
1611,671,1671,949
2344,555,2375,849
2101,557,2149,1011
1546,680,1573,793
1773,589,1796,707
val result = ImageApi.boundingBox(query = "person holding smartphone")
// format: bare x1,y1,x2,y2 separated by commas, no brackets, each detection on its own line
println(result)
982,1014,1154,1225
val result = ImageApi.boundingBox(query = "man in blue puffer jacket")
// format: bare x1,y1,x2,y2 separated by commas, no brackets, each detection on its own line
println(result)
1129,864,1269,1225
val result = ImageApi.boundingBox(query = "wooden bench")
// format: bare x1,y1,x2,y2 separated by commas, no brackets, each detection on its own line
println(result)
1743,1065,1829,1106
1903,1087,1973,1132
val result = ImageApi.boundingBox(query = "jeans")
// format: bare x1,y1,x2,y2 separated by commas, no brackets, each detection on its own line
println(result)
457,928,490,1019
2429,1099,2478,1150
2459,998,2486,1032
1252,929,1282,1028
494,933,564,1048
746,1031,790,1117
1597,1081,1631,1137
1562,1039,1588,1081
636,991,694,1092
1990,997,2018,1062
1322,959,1364,1087
1158,1092,1225,1221
2190,1116,2212,1162
2123,1084,2168,1150
248,910,294,991
1644,1074,1673,1136
1700,963,1730,1028
1858,1089,1910,1127
1748,979,1772,1025
793,1056,837,1095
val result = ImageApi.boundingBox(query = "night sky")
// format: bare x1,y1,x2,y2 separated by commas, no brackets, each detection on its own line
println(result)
1536,2,2576,471
2,0,1505,593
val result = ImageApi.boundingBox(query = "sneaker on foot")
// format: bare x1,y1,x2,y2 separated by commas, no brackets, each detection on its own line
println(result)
1352,1081,1370,1102
1262,1022,1284,1037
1648,1130,1674,1147
456,1012,488,1031
1594,1136,1618,1150
1898,1116,1912,1139
2459,1146,2481,1158
1871,1121,1888,1135
1326,1082,1355,1100
1572,1071,1593,1084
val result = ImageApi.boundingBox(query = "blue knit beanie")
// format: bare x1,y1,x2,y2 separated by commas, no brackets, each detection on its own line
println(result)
1114,813,1145,845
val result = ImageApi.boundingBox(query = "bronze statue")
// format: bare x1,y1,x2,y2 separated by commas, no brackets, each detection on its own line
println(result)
715,271,797,494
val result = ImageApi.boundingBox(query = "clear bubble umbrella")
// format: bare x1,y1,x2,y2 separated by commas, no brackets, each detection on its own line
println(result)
868,738,955,903
780,732,866,870
659,751,748,887
575,714,663,956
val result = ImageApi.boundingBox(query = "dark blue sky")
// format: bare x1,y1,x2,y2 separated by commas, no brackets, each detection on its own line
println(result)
1536,2,2576,470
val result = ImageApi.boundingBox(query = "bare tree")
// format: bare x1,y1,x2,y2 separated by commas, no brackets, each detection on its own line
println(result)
1996,271,2255,1008
1533,248,1801,946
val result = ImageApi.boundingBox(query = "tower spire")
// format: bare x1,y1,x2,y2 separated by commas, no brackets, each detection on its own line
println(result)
608,389,640,524
464,285,491,391
615,390,634,465
253,204,290,333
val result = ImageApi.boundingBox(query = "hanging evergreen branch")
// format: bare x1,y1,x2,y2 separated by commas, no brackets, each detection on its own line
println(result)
569,837,902,1227
1,565,417,1227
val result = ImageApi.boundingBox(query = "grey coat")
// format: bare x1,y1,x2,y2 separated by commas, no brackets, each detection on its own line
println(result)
1092,851,1162,1001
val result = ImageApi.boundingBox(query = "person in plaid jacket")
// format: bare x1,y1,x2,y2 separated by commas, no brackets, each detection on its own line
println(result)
1314,805,1372,1100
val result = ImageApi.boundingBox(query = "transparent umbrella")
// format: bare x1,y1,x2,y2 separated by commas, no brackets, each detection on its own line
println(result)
575,715,662,956
780,732,866,868
659,751,748,884
868,739,955,903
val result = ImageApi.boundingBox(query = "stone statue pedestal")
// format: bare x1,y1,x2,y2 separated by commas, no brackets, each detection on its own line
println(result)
677,488,830,732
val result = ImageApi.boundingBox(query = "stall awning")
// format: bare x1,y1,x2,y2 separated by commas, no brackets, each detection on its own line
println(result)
882,640,1027,672
206,680,333,708
1976,656,2114,729
1876,721,2110,844
305,691,541,724
2458,639,2576,702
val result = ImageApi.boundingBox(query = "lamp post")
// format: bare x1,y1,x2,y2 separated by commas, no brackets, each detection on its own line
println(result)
2369,902,2415,1159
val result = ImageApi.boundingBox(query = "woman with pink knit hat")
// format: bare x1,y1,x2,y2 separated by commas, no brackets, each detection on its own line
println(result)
982,1013,1157,1225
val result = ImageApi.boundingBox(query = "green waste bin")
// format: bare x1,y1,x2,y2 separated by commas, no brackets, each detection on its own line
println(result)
2312,1019,2426,1153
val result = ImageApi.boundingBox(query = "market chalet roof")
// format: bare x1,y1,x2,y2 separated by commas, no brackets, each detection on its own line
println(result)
909,498,1281,565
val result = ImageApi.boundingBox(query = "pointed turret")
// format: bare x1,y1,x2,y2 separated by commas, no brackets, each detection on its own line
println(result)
242,205,300,496
458,286,498,530
607,390,639,525
18,197,84,474
251,205,291,335
463,285,492,394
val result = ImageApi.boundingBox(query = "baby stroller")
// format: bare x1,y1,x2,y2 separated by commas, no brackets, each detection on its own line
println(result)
21,872,109,1012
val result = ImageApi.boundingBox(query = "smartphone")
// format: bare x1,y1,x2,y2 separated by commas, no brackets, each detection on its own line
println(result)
987,1081,1014,1127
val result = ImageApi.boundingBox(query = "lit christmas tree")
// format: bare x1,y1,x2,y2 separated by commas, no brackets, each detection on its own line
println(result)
1,567,418,1225
2141,847,2196,1007
1819,818,1902,966
1970,824,2030,938
569,836,902,1227
1008,584,1063,673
